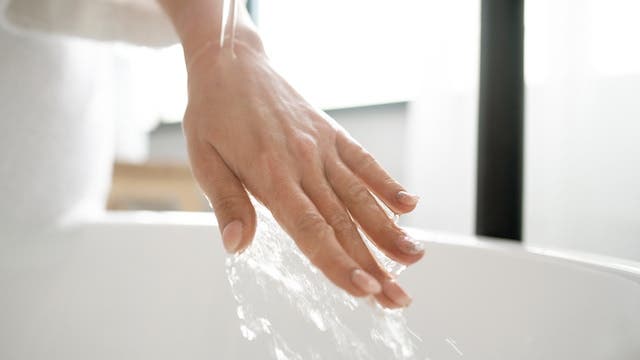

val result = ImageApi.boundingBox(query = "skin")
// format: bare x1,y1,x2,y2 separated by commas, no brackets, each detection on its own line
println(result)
158,0,424,308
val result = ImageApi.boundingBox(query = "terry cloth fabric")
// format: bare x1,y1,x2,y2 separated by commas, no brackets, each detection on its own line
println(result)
0,0,178,46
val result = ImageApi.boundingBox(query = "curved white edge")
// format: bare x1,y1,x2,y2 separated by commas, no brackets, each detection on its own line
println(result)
524,246,640,281
72,211,640,283
406,226,640,283
85,210,217,227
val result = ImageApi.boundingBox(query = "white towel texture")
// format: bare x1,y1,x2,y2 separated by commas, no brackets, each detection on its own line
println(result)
1,0,177,46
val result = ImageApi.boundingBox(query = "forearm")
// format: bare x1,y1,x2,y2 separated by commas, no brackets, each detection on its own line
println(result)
157,0,263,62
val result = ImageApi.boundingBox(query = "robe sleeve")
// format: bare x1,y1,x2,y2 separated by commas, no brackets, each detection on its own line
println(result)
1,0,178,46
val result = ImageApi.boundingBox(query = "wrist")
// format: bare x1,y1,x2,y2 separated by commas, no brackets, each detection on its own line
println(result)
185,36,266,77
158,0,264,63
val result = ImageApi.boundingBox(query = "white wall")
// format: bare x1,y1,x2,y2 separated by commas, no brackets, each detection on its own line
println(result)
404,0,640,262
402,0,480,235
523,0,640,260
326,104,408,186
147,0,640,262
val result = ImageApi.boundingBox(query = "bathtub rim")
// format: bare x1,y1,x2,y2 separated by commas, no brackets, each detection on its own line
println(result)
75,210,640,284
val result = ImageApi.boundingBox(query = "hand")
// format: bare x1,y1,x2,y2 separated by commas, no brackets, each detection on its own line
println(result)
183,37,424,308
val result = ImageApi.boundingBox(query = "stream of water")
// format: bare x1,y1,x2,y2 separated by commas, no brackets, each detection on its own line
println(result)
225,203,425,359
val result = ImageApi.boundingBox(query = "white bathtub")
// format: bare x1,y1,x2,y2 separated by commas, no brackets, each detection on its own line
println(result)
1,212,639,360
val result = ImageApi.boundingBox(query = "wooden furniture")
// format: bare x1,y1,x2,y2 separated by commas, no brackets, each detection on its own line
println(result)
108,162,207,211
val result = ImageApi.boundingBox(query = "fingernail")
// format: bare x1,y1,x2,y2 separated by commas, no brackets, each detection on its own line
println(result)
222,220,243,253
396,235,425,255
351,269,382,294
397,191,420,206
383,279,412,307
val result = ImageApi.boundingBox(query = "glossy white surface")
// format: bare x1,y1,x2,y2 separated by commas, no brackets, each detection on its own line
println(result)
1,213,638,359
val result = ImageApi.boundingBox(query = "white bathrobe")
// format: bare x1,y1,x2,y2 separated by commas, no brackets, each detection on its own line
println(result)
1,0,178,46
0,0,177,236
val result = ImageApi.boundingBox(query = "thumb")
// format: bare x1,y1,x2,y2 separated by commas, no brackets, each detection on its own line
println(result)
189,142,257,253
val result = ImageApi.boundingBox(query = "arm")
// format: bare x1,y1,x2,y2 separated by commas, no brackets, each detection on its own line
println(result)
158,0,423,308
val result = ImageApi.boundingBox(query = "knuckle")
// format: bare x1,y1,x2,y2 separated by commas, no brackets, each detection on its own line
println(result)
383,176,399,188
295,214,334,266
291,134,319,161
295,212,328,235
347,183,371,203
312,115,335,134
181,110,196,135
357,150,377,170
381,221,402,237
335,130,353,151
327,213,355,235
212,193,246,215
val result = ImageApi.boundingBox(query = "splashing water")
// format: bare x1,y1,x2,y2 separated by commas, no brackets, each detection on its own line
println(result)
225,203,425,359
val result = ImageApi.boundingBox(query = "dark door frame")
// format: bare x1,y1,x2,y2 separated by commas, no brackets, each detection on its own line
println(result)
476,0,525,241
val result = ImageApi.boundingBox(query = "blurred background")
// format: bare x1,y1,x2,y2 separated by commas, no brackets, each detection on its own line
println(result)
3,0,638,261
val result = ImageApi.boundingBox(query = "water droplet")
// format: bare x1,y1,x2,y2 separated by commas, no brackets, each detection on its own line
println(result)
446,337,464,356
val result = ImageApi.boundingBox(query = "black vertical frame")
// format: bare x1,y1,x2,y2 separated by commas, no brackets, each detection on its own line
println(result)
476,0,524,240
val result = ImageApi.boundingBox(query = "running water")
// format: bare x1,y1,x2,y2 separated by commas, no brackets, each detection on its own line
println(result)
225,203,425,359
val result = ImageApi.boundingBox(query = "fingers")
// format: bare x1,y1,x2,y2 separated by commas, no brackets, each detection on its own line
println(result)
335,131,419,214
188,140,257,253
301,173,412,308
326,160,425,266
186,128,415,307
265,181,383,298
